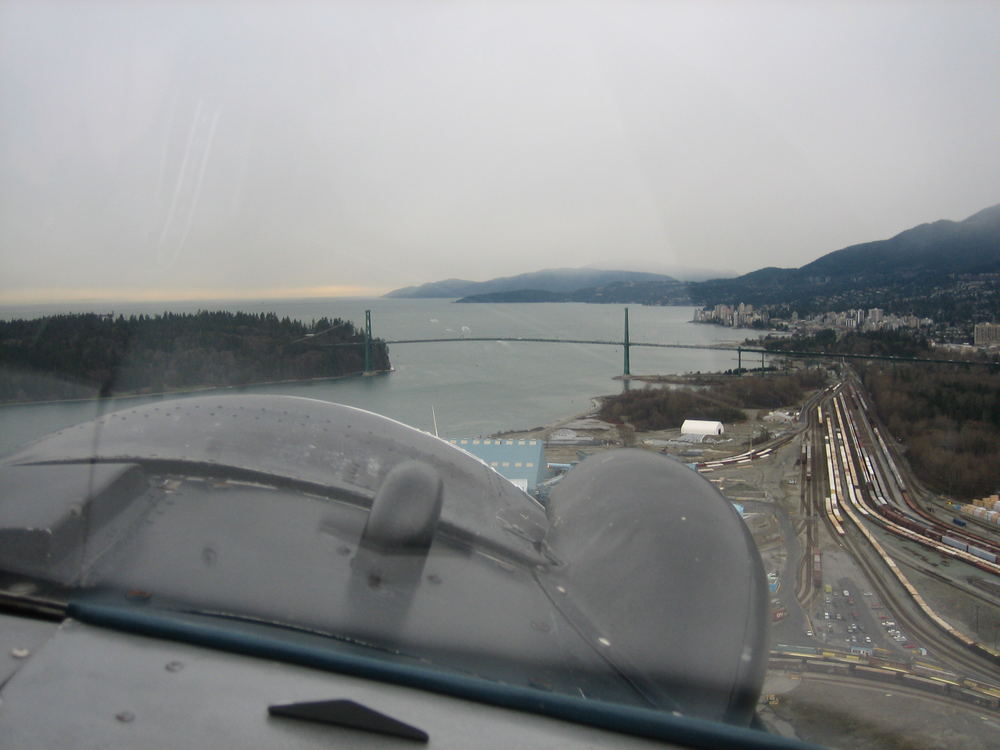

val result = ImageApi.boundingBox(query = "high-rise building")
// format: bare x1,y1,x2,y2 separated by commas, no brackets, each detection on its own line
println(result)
973,323,1000,346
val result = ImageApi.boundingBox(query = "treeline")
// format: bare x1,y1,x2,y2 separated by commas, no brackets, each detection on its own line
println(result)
858,362,1000,499
761,328,1000,497
599,370,827,431
0,311,390,403
761,328,933,358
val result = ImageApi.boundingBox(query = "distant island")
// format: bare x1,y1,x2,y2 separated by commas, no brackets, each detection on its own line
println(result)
387,203,1000,335
457,289,571,303
386,268,691,301
0,311,390,404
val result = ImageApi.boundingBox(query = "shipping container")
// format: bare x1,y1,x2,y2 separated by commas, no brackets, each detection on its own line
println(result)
941,535,968,552
967,546,997,563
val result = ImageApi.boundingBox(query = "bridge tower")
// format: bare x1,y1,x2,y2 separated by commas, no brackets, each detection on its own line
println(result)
623,307,631,377
363,309,374,375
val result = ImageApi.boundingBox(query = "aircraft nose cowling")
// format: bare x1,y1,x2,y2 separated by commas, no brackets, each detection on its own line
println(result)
542,449,769,725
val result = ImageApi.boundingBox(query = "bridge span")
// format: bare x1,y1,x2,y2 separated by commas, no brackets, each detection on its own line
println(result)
303,308,996,377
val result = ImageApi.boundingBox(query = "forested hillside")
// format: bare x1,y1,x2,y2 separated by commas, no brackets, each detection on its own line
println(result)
765,328,1000,498
858,364,1000,499
0,311,389,403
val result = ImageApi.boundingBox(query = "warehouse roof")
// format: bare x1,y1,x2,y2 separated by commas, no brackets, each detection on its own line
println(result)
447,437,547,492
681,420,725,436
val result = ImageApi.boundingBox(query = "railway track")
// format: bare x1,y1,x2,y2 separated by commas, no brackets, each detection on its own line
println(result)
893,551,1000,611
839,372,1000,559
717,377,997,680
788,670,999,715
803,383,999,679
837,502,998,679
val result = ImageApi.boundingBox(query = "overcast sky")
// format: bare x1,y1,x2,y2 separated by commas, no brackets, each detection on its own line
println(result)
2,0,999,302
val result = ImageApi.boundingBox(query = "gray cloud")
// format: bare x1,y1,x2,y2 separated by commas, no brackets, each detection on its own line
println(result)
2,0,999,300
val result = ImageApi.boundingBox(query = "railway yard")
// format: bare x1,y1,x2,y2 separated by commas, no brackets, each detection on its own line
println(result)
693,371,1000,747
502,366,1000,747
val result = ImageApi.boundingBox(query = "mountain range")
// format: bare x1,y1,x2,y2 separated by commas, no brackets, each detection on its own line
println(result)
385,203,1000,322
384,268,681,299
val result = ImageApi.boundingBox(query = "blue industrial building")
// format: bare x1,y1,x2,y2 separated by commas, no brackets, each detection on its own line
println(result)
447,438,548,493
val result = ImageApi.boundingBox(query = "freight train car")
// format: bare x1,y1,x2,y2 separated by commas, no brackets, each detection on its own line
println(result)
769,652,1000,709
902,674,949,695
854,665,897,683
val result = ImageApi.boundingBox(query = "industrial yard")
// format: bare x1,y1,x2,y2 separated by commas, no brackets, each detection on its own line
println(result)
496,369,1000,748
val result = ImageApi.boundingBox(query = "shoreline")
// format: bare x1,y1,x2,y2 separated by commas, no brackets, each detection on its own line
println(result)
491,396,609,437
0,368,394,409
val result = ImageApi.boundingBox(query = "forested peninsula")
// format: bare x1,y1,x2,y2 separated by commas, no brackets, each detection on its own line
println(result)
0,311,390,404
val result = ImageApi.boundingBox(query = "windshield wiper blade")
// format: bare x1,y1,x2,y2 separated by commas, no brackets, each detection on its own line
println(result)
269,699,428,742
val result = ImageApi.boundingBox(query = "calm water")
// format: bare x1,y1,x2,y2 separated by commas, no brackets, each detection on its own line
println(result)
0,298,763,453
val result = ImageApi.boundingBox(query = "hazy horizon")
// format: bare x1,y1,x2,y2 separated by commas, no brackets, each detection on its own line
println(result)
3,1,1000,304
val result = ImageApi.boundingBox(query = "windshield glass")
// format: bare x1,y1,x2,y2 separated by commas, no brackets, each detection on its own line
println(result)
2,2,1000,748
1,392,770,725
